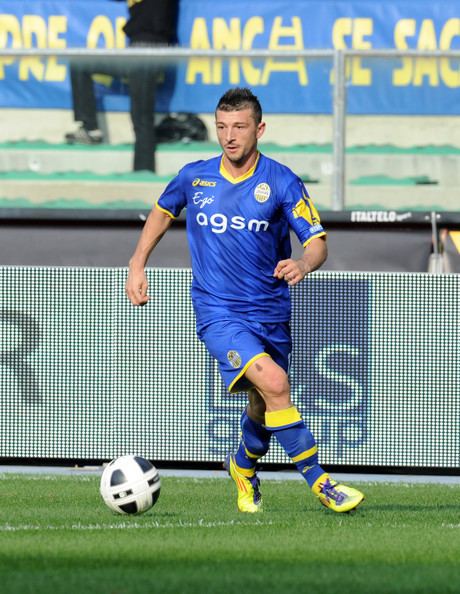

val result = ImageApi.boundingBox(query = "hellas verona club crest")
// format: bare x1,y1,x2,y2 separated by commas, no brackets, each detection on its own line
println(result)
227,350,242,369
254,183,271,203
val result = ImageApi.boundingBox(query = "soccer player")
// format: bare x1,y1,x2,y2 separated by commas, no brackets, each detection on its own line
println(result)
125,87,364,514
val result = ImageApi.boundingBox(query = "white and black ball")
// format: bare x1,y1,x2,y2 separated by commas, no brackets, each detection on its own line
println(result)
100,455,161,515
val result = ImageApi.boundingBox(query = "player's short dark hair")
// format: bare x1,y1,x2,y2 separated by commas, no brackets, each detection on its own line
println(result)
215,88,262,124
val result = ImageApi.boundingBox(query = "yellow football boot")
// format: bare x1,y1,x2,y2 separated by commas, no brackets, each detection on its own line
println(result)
224,454,262,513
313,475,364,513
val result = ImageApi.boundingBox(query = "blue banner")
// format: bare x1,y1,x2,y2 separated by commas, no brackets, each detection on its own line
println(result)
0,0,459,113
290,278,370,459
205,278,370,460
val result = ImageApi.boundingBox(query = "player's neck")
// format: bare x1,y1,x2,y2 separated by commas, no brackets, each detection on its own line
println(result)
222,150,259,179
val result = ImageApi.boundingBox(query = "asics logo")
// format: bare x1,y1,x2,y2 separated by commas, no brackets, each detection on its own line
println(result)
196,212,269,234
192,178,217,187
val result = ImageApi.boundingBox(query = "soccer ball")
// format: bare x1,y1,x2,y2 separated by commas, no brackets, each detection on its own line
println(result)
100,455,161,515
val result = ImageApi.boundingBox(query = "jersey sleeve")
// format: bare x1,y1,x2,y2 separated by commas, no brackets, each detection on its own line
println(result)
280,177,326,246
156,169,187,219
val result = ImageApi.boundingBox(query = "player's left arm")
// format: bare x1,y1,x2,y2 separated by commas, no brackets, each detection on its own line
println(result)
274,236,327,286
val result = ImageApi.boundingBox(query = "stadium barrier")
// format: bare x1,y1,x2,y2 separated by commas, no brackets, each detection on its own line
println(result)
1,266,458,471
1,47,460,211
1,209,459,273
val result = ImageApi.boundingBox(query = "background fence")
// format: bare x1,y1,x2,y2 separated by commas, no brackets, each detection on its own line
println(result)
2,0,460,213
2,46,460,212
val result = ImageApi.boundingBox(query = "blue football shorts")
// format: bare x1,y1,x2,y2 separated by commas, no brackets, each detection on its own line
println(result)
197,319,292,393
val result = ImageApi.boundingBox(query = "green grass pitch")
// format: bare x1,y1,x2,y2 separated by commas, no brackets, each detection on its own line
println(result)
1,473,460,594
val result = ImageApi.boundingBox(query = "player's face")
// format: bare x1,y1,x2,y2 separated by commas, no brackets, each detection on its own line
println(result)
215,108,265,167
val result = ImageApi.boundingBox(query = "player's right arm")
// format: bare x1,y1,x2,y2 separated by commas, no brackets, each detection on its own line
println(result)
125,205,174,306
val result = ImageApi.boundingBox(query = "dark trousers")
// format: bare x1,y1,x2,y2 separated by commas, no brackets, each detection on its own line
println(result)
70,53,158,172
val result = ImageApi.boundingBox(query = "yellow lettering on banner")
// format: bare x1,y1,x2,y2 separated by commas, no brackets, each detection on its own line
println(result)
353,18,373,84
87,16,116,48
187,16,265,85
62,14,124,50
0,13,126,82
260,17,307,85
0,15,21,79
1,14,68,81
45,16,67,81
19,16,47,80
393,19,415,85
413,19,438,86
213,18,241,84
394,18,459,87
332,18,347,81
332,18,350,46
115,17,127,48
241,17,263,85
331,18,373,85
186,16,305,86
186,18,212,83
440,18,460,88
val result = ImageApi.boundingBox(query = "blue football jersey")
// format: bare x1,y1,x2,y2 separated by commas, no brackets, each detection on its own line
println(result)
156,153,326,327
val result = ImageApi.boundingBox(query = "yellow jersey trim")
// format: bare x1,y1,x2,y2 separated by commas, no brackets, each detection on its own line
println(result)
265,405,302,430
155,202,176,219
228,352,270,392
291,445,318,463
303,231,327,248
450,231,460,253
219,152,260,184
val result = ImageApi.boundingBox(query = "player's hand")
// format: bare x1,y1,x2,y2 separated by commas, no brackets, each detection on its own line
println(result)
273,259,310,286
125,267,150,306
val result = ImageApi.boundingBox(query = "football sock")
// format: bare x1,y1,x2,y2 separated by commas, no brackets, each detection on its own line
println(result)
234,408,271,476
265,405,328,489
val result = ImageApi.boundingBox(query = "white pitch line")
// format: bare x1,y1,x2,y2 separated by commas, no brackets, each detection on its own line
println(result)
1,466,460,485
0,518,273,532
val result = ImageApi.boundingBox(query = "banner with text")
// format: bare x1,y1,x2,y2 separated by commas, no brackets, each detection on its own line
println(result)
0,0,459,113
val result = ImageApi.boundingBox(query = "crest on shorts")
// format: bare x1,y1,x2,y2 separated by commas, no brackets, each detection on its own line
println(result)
227,350,242,369
254,183,271,203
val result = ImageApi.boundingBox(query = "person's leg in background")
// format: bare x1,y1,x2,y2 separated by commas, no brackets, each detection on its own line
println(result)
128,51,158,172
65,65,104,145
